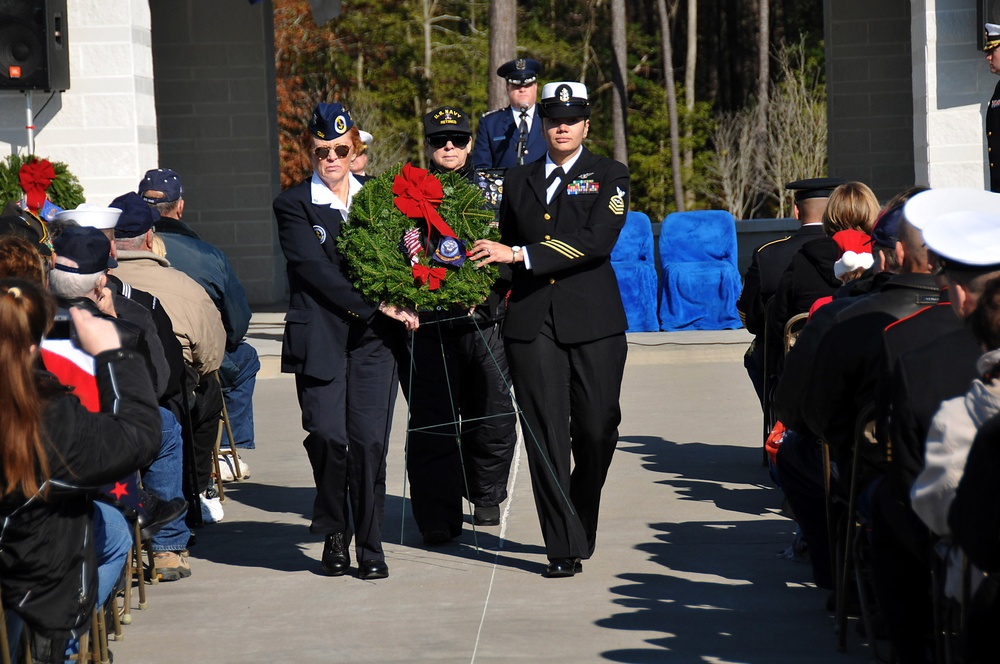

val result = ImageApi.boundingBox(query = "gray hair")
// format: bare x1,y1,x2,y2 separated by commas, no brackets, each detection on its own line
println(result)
48,257,103,299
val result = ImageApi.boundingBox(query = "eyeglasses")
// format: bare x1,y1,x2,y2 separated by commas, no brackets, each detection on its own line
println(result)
314,145,351,160
427,135,471,149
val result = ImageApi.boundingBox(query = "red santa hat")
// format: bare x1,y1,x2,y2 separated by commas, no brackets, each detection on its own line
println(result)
832,229,874,279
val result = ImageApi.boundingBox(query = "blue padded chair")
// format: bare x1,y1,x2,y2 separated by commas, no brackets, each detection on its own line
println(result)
658,210,742,331
611,211,659,332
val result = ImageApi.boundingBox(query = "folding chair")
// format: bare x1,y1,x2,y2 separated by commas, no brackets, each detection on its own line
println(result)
210,372,242,503
783,312,809,355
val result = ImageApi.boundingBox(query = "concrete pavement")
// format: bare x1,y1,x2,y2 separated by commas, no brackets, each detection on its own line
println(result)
111,322,873,663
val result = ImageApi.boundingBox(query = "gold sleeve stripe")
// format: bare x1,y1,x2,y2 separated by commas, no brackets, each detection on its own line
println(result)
540,239,584,259
738,310,746,325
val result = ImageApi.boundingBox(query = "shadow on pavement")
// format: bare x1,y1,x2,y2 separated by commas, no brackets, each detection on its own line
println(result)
600,436,857,662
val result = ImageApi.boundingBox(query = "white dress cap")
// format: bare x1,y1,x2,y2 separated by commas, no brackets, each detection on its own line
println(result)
922,209,1000,266
53,203,122,230
903,188,1000,231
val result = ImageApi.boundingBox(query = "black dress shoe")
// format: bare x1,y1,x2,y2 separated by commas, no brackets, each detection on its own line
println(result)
422,528,454,546
473,505,501,526
544,558,582,578
321,533,351,576
357,560,389,580
137,491,188,541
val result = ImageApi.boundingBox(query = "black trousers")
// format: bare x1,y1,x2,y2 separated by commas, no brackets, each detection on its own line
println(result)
405,320,517,536
167,371,223,502
294,326,399,563
505,316,627,561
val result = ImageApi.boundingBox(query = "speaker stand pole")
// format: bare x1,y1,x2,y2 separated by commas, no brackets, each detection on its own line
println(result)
24,91,35,155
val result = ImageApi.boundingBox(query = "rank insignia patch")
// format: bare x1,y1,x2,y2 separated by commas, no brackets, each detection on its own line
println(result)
608,187,626,215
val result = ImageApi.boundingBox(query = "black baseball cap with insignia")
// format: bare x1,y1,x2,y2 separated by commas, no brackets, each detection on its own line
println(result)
785,177,846,202
496,58,541,85
424,106,471,137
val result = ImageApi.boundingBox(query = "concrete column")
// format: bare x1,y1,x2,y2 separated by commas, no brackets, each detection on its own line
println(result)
912,0,996,189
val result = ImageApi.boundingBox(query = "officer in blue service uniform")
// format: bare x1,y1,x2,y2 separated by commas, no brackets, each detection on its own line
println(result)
272,102,417,581
470,81,630,578
984,23,1000,192
472,58,547,169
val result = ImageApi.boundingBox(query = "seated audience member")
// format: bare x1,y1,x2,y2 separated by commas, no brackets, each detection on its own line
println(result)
944,272,1000,662
737,177,842,406
0,279,159,663
109,192,226,522
45,223,193,580
138,168,259,471
860,195,1000,663
773,193,938,594
767,181,879,346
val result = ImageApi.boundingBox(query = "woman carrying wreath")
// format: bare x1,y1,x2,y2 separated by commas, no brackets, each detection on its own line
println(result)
470,82,630,578
402,106,517,545
273,103,418,581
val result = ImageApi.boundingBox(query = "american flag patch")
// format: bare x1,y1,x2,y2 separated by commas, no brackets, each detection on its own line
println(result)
566,180,599,195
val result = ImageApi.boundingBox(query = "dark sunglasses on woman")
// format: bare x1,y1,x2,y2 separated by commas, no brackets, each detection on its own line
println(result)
427,135,471,149
314,145,351,160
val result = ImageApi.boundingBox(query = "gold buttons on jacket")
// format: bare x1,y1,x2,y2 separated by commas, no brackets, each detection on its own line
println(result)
544,235,551,240
543,213,551,220
548,278,555,285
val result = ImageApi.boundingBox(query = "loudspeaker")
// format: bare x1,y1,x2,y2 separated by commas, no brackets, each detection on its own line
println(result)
0,0,69,92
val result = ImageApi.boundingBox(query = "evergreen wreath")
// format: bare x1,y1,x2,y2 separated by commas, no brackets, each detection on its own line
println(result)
339,163,499,311
0,154,85,212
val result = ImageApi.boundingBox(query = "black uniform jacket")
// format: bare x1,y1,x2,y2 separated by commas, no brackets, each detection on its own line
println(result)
988,80,1000,192
738,224,827,335
472,105,546,170
274,177,380,381
499,147,629,344
0,350,159,636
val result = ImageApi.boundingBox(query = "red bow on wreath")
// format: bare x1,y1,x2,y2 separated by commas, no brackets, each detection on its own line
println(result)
412,264,446,291
392,163,457,241
18,158,56,214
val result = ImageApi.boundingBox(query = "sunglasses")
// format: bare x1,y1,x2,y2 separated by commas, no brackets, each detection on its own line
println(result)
314,144,351,160
427,135,471,149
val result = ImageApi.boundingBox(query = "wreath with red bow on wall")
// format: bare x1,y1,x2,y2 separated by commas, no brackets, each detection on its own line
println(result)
0,154,85,219
339,163,499,310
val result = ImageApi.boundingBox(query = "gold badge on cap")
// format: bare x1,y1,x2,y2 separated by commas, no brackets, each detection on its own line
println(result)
516,59,526,70
334,115,348,135
558,85,571,103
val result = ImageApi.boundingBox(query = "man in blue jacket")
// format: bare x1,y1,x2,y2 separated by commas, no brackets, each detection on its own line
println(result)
139,168,260,460
472,58,547,170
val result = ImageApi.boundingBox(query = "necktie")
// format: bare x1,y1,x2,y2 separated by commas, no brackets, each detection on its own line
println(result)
545,167,565,204
516,110,529,165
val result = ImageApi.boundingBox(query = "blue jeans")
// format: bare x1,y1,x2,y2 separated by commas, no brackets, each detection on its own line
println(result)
5,502,133,662
220,341,259,449
145,407,189,552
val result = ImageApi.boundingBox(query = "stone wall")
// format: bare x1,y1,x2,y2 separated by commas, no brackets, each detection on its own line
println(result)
825,0,916,199
149,0,284,304
912,0,996,189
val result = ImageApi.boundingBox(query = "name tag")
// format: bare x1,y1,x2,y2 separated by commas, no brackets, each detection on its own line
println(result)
566,179,599,195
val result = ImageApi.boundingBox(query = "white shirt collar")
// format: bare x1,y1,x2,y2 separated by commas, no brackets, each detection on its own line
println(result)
510,105,535,132
310,172,362,216
545,147,583,177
